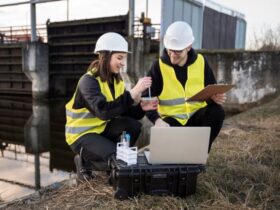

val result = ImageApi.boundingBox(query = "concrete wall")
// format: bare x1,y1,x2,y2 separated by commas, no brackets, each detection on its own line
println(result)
200,50,280,111
17,39,280,108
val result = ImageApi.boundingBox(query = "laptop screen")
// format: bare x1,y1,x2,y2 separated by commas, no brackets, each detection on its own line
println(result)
145,127,210,164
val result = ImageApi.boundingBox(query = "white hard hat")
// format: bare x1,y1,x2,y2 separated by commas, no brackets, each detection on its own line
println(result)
163,21,195,50
94,32,130,54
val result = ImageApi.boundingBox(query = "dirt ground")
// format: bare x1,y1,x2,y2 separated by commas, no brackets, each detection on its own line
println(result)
1,95,280,210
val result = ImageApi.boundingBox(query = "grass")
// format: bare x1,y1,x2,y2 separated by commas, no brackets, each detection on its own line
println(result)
2,96,280,210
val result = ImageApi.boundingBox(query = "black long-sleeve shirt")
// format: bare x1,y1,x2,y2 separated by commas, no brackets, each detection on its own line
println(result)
72,74,145,121
144,48,217,123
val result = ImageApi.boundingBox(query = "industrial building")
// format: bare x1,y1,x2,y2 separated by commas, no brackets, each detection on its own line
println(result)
160,0,246,50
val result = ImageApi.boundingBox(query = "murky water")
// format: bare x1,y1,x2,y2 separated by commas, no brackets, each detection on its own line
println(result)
0,96,74,202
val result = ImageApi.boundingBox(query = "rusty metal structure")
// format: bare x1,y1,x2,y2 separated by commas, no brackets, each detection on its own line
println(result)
0,24,47,98
0,44,32,95
0,14,129,97
47,14,129,98
0,96,74,172
0,97,32,145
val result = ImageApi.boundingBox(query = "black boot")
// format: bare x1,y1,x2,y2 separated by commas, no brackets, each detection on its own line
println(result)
74,149,95,181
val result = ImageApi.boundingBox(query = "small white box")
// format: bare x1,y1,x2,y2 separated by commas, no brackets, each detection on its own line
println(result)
116,143,138,166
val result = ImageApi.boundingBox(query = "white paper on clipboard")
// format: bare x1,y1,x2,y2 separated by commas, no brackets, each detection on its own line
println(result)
186,84,235,102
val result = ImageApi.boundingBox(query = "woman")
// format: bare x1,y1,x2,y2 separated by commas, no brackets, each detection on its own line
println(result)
65,32,157,181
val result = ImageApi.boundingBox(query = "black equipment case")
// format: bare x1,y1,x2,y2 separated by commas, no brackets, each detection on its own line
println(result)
109,154,205,200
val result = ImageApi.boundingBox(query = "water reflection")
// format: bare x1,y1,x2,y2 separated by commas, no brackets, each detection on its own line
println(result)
0,96,74,202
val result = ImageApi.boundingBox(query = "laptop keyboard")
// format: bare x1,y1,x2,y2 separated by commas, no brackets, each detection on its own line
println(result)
137,153,148,165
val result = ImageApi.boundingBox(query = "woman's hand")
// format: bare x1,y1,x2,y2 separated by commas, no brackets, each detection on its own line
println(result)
129,77,152,102
140,97,158,111
154,118,170,127
211,93,226,105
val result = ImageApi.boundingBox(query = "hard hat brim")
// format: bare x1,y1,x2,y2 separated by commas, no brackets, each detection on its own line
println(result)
93,50,132,55
164,37,194,51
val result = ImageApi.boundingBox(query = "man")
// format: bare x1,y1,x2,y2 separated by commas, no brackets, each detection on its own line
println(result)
145,21,226,152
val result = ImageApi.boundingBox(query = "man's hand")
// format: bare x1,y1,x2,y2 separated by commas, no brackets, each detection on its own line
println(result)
154,118,170,127
211,93,226,105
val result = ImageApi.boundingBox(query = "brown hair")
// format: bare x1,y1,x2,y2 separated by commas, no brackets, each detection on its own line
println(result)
87,51,121,83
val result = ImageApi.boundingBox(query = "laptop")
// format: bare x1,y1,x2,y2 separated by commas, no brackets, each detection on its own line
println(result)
143,127,210,164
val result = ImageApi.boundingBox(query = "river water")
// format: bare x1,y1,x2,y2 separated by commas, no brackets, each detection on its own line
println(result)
0,96,74,202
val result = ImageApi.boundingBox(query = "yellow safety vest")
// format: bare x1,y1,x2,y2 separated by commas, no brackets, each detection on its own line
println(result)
65,71,125,145
158,54,207,125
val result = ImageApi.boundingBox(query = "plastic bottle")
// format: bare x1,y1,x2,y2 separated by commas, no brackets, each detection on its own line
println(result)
125,134,130,148
121,131,126,144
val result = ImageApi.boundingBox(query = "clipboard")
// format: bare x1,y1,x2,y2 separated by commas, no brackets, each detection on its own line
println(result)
186,84,235,102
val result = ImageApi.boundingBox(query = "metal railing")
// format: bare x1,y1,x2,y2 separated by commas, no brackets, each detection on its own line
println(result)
0,18,160,44
133,18,161,40
0,24,47,44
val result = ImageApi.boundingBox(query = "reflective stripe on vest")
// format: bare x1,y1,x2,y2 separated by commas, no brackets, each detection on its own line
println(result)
65,71,125,145
158,54,207,125
66,110,96,119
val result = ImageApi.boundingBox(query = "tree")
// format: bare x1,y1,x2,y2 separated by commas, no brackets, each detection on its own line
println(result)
250,24,280,50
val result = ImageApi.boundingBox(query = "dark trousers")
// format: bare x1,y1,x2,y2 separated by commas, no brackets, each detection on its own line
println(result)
163,103,225,152
70,117,142,170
